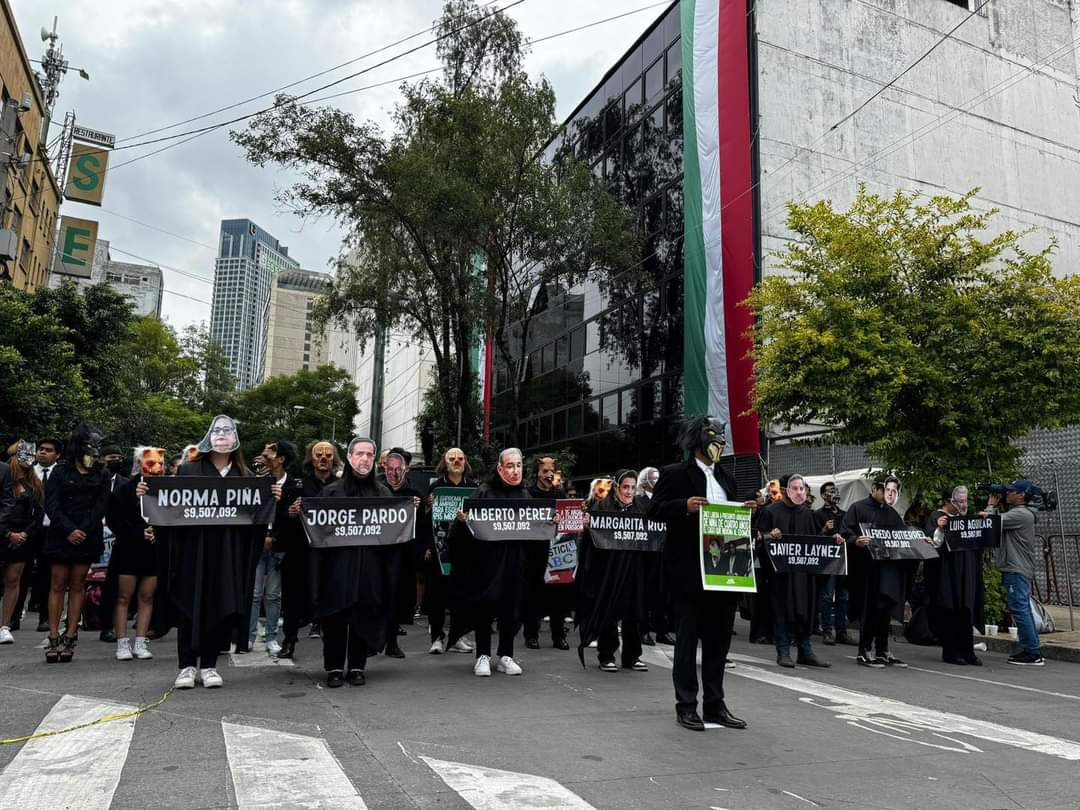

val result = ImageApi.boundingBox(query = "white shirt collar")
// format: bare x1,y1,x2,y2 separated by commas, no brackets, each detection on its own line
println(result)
276,473,288,485
218,463,232,477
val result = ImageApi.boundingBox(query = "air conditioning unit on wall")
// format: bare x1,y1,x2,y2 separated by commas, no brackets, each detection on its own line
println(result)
0,229,18,261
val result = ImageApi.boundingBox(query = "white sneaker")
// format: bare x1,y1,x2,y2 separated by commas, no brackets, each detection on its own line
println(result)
174,666,197,689
200,667,223,688
133,637,153,659
474,654,492,677
115,638,133,661
429,638,445,655
0,626,14,644
266,639,282,656
496,655,522,675
450,637,474,654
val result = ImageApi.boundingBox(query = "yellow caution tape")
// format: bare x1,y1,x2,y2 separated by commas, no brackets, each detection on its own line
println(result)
0,688,174,745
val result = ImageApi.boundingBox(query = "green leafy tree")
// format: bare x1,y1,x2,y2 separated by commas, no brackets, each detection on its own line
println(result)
177,324,236,414
749,187,1080,502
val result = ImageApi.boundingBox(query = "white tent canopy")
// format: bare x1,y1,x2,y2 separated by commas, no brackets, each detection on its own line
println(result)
798,469,912,516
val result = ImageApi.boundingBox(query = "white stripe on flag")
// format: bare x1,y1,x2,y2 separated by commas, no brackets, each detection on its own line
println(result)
222,721,367,809
421,755,597,810
0,694,137,810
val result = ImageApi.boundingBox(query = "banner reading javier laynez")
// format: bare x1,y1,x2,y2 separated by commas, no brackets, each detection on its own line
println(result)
699,502,756,592
588,510,666,552
766,535,847,575
431,486,476,575
464,498,557,543
141,476,275,527
301,497,415,548
545,499,584,584
860,523,939,561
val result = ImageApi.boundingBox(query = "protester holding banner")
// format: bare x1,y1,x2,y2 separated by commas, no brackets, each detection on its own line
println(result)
42,424,111,663
382,450,421,659
425,448,476,655
576,469,655,672
814,481,851,646
309,437,396,687
0,441,43,645
636,466,668,647
525,455,572,651
757,474,832,669
648,416,752,733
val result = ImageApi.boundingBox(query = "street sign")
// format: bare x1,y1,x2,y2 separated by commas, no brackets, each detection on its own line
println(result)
54,215,98,278
71,124,116,149
65,143,109,206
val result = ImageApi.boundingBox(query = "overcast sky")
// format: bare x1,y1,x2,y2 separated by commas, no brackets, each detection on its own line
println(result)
12,0,669,331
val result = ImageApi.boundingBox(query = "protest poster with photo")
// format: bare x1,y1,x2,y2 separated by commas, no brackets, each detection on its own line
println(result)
588,510,666,552
463,498,557,543
141,476,275,527
301,497,415,548
860,523,939,561
430,486,476,575
766,534,847,575
545,499,584,584
699,502,756,592
945,515,1001,551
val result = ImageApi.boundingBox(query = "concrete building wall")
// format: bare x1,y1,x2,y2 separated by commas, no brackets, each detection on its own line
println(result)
47,238,162,317
757,0,1080,278
264,269,331,379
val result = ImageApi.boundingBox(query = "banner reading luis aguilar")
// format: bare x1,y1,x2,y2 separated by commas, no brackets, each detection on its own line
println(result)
464,498,557,543
141,476,275,527
431,486,476,575
589,510,666,552
767,535,847,575
699,502,756,593
860,523,939,561
946,514,1001,551
301,497,415,548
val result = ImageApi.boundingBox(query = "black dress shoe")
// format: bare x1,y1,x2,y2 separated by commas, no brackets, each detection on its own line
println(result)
99,629,116,643
525,637,540,650
326,670,345,688
552,637,569,651
703,704,747,729
655,632,676,645
396,625,407,636
676,710,705,731
963,656,983,666
942,656,968,666
345,669,366,686
277,640,296,660
385,641,405,659
640,633,656,646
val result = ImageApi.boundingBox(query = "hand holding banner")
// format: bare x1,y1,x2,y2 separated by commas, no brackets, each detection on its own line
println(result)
141,477,275,527
699,502,756,592
301,497,415,548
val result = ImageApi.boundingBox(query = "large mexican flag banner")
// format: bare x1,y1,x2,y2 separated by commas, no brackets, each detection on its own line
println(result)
682,0,760,455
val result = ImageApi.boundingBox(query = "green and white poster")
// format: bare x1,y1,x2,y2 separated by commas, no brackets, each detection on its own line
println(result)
431,486,475,575
699,502,755,592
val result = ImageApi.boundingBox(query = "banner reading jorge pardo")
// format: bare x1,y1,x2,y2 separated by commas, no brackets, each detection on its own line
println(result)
463,498,557,543
141,476,275,527
430,486,476,575
766,535,847,575
699,502,756,593
545,499,584,584
860,523,939,561
301,497,415,548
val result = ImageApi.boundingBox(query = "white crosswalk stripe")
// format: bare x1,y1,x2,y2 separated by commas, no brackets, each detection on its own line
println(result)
421,755,598,810
0,694,137,810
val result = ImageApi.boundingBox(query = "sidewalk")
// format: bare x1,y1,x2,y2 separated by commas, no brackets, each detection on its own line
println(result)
980,604,1080,663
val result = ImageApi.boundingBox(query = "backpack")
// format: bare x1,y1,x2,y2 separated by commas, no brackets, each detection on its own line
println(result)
1030,596,1056,634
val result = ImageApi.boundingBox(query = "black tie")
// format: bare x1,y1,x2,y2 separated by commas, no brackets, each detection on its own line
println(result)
42,467,50,483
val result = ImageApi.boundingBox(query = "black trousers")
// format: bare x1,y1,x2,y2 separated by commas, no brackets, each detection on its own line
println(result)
936,606,975,661
471,600,517,659
426,563,452,641
671,592,736,714
859,601,892,655
522,546,549,640
280,553,308,644
524,583,573,642
321,612,368,672
641,556,669,635
177,620,227,669
598,618,642,667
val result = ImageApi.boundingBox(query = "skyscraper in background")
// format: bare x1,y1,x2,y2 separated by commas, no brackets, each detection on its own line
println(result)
209,218,300,389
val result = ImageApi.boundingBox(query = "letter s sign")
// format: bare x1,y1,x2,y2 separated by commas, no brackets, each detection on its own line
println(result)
64,144,109,205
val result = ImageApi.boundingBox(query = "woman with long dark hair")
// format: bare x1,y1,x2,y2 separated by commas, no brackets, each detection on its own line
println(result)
0,441,44,645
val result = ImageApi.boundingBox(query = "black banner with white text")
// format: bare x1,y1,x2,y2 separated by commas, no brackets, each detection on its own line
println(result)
766,534,847,575
141,476,275,527
301,497,415,548
464,498,557,542
945,515,1000,551
588,510,665,552
860,523,939,561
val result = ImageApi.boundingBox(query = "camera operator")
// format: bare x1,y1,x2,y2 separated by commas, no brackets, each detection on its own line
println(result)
984,480,1044,667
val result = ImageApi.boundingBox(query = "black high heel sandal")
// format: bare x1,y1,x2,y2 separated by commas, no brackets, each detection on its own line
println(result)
45,635,60,663
58,634,77,663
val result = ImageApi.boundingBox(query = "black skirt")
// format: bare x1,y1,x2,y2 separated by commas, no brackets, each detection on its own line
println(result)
110,533,158,577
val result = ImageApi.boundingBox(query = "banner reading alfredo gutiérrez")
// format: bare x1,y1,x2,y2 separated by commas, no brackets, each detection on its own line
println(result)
464,498,557,542
588,510,666,552
860,523,939,561
141,476,275,527
301,497,415,548
766,535,847,575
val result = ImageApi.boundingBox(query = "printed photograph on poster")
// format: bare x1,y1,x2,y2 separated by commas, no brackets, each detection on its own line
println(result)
860,523,939,561
699,502,756,592
430,486,476,575
766,534,847,575
545,499,585,584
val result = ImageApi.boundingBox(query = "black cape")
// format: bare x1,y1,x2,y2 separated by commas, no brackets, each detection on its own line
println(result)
841,495,913,621
575,494,649,665
757,500,822,626
924,509,985,631
105,475,157,576
277,473,330,633
307,468,395,651
159,458,266,647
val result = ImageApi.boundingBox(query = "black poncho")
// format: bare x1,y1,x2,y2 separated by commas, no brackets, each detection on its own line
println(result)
757,500,821,626
842,496,913,621
924,509,985,631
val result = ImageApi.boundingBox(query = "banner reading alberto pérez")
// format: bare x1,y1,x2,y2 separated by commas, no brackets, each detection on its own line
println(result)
463,498,557,543
141,476,275,527
699,502,756,592
301,497,415,548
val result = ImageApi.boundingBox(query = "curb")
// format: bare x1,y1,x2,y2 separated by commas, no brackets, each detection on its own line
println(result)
979,634,1080,664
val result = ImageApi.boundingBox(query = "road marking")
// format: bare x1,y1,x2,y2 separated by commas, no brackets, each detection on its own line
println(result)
0,694,136,810
782,789,821,806
642,650,1080,761
222,721,367,809
903,663,1080,702
420,755,597,810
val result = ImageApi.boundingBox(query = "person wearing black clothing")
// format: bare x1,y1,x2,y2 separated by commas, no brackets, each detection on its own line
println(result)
425,447,477,655
15,438,61,633
449,447,532,677
382,450,422,659
43,425,111,663
96,444,130,644
925,485,984,665
841,476,914,669
311,437,395,687
1,441,43,644
577,469,650,672
278,440,341,660
757,474,831,668
524,455,572,650
648,416,753,732
814,481,851,645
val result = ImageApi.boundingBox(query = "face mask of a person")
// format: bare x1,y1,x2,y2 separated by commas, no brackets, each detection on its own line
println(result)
785,476,807,506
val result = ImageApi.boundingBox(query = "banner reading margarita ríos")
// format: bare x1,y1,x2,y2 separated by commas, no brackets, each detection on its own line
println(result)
588,510,666,552
860,523,939,561
464,498,557,543
945,515,1001,552
301,497,415,548
431,486,476,575
545,499,584,584
141,476,275,527
766,535,847,575
699,502,755,592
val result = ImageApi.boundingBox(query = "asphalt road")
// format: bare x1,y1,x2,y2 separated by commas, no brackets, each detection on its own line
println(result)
1,617,1078,810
